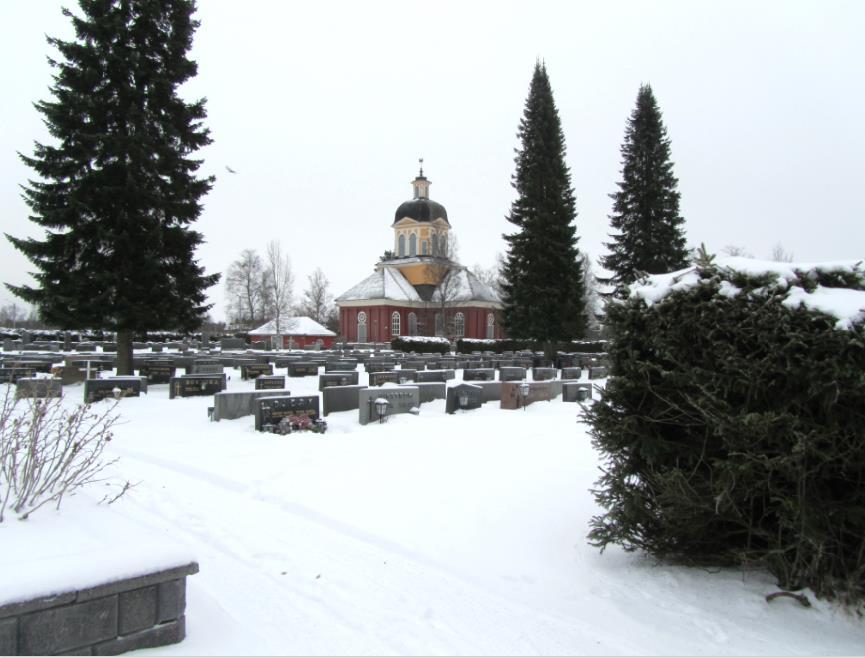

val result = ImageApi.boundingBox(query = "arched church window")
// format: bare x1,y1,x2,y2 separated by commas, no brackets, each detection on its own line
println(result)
421,240,429,256
408,312,418,336
454,312,465,338
486,312,495,339
409,234,417,257
432,234,438,256
357,311,367,343
391,311,400,337
398,234,406,257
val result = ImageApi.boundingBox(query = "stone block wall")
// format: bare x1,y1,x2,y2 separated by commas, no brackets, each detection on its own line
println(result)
0,562,197,655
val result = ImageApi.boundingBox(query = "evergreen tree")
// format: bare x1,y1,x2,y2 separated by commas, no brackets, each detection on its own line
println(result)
5,0,218,374
601,84,688,287
501,61,586,357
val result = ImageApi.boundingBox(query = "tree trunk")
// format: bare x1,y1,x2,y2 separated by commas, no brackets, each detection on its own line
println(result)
116,328,134,375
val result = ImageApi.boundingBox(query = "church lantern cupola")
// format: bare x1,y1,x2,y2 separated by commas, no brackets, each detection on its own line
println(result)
392,159,451,260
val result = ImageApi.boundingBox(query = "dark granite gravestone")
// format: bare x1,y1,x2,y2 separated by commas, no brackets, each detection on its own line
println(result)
0,367,37,384
401,382,446,403
73,343,97,352
241,363,273,380
364,359,396,373
400,359,426,371
358,387,420,425
588,366,609,379
255,375,287,390
15,377,63,399
190,361,223,375
475,381,502,402
499,366,527,382
255,395,320,431
324,360,357,372
445,383,483,414
561,367,582,380
415,369,454,383
84,377,143,403
139,363,176,384
274,356,301,369
369,371,399,386
500,381,556,410
463,368,496,382
287,361,319,377
169,373,227,399
319,372,359,391
7,360,53,374
220,337,246,350
532,367,558,381
394,369,417,384
563,382,593,402
211,388,291,421
322,384,367,416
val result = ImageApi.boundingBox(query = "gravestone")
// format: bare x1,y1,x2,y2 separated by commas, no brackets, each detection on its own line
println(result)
190,361,223,375
563,382,593,402
15,377,63,399
139,362,176,384
588,366,609,379
241,363,274,380
324,360,357,372
364,359,396,373
401,382,446,403
319,372,359,391
394,369,417,384
500,381,555,410
358,387,420,425
84,377,143,403
463,368,496,382
255,375,287,390
220,337,246,350
169,373,226,399
74,343,97,352
499,366,527,382
532,367,557,381
475,381,502,402
400,359,426,371
369,371,399,386
561,367,582,380
287,361,319,377
322,384,367,416
255,395,320,431
415,369,454,383
211,388,291,421
445,383,483,414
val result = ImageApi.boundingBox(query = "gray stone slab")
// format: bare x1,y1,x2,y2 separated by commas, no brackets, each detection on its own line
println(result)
139,363,176,384
415,369,455,383
189,362,223,375
499,366,527,382
287,361,319,377
211,389,292,421
84,377,144,403
563,382,593,402
463,368,496,381
532,367,557,381
475,381,502,402
359,387,420,425
18,596,118,655
118,586,158,635
324,360,357,372
500,381,556,409
446,383,483,413
255,375,287,390
156,580,186,624
15,377,62,399
220,337,246,350
318,372,359,391
401,382,446,404
322,385,367,416
0,618,17,655
0,593,77,620
241,363,273,380
255,395,320,431
369,371,399,386
92,616,185,655
588,365,609,379
76,563,199,603
169,374,226,399
561,367,582,380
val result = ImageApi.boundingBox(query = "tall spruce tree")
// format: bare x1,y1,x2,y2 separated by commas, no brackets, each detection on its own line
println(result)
501,61,586,358
601,84,688,287
6,0,218,374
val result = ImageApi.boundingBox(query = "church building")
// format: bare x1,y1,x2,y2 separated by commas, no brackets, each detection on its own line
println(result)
336,167,503,343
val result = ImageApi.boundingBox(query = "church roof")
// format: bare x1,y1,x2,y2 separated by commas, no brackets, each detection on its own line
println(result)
393,198,449,224
248,316,336,336
335,265,501,305
335,266,423,302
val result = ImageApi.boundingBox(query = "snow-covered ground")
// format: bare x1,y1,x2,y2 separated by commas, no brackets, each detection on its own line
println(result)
3,358,864,655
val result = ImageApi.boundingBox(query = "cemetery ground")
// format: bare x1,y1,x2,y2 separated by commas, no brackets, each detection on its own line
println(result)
3,357,865,655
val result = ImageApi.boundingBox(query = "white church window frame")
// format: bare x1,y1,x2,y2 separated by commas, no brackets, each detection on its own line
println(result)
391,311,400,337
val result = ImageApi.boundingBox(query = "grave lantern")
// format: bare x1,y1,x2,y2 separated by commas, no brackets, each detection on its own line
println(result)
374,397,390,423
519,381,530,411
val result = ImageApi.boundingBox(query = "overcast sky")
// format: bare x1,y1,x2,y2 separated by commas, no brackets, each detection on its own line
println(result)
2,0,863,323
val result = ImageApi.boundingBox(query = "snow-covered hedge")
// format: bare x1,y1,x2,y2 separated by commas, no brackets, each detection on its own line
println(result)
391,336,451,354
588,256,865,606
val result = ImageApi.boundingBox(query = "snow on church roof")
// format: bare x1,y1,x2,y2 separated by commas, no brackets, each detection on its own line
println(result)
248,316,336,336
336,267,422,302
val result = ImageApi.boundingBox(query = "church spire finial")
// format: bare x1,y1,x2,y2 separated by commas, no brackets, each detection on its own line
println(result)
418,157,424,177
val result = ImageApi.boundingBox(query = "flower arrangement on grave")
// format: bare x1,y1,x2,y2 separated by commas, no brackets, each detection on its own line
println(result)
269,415,327,435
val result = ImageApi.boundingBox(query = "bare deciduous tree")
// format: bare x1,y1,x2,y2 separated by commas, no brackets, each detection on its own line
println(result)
263,240,295,341
298,268,334,326
224,248,265,328
425,233,462,337
722,245,754,258
770,242,794,262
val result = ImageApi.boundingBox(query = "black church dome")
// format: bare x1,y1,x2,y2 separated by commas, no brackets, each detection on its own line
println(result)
393,198,449,224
